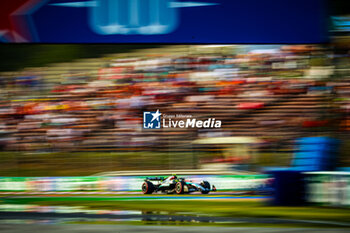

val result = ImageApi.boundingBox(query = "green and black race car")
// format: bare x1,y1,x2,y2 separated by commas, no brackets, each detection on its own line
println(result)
141,175,216,194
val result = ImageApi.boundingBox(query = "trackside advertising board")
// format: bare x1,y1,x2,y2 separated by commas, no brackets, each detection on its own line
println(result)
304,172,350,207
0,175,269,192
0,0,328,43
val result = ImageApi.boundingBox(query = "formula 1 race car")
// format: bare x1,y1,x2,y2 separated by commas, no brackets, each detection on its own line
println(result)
141,175,216,194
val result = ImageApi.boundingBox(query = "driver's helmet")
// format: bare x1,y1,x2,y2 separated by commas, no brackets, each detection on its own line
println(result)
169,174,177,180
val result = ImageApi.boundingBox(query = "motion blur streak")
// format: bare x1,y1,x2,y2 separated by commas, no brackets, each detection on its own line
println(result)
0,45,349,176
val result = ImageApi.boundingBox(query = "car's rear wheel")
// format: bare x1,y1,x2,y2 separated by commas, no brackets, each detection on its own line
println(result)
175,181,185,194
201,181,210,194
142,181,154,194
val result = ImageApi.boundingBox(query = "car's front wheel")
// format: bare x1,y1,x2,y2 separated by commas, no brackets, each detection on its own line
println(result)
200,181,210,194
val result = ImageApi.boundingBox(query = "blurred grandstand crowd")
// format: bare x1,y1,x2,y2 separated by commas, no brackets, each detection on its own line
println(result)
0,45,349,162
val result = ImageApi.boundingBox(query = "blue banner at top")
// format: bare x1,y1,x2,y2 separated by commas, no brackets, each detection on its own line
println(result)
0,0,328,43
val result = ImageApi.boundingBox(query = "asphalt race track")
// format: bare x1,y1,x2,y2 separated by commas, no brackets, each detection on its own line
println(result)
1,224,350,233
1,211,350,227
1,194,349,233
